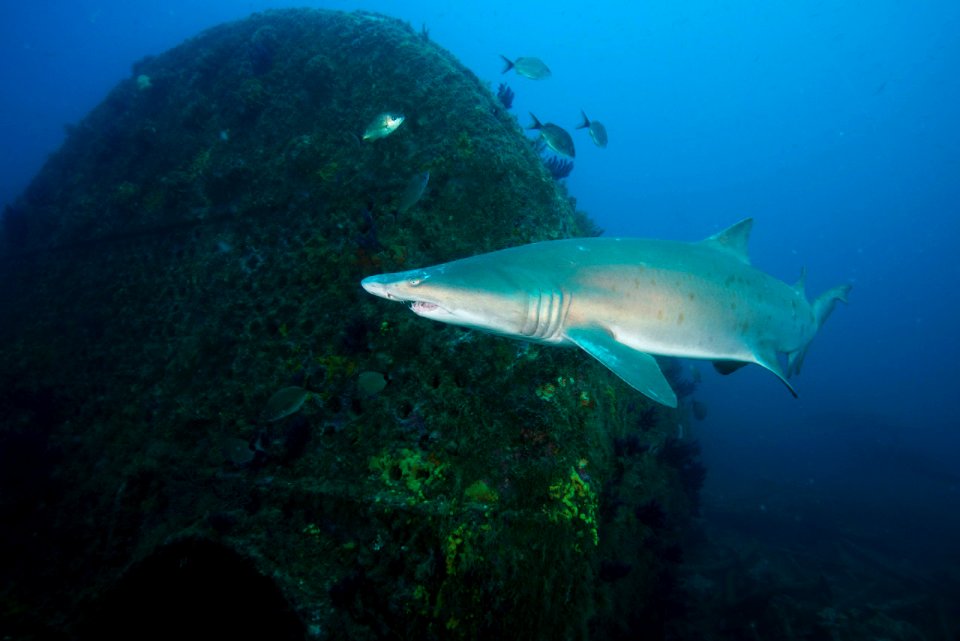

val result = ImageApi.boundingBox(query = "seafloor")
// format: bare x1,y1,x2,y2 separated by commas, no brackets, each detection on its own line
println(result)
0,8,952,641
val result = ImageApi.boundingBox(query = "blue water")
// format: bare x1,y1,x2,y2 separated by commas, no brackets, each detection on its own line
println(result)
3,0,958,583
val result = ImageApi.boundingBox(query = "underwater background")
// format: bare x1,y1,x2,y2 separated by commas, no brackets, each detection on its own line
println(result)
1,1,958,639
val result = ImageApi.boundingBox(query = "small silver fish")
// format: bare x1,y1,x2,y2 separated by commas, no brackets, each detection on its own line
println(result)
577,110,608,148
397,170,430,214
362,112,405,141
529,113,575,158
500,55,551,80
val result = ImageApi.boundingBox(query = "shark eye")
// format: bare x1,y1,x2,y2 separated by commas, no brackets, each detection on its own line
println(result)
408,278,422,287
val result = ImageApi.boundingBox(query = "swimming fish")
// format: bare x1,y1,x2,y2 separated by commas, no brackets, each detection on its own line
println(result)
360,219,850,407
529,113,575,158
363,112,405,141
262,386,312,422
577,110,608,148
500,55,551,80
397,170,430,214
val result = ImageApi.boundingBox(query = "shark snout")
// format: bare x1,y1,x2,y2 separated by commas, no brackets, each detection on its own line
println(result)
362,273,449,319
361,274,415,302
360,275,391,299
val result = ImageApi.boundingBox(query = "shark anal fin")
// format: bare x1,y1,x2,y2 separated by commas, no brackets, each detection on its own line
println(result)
566,327,678,408
787,282,851,378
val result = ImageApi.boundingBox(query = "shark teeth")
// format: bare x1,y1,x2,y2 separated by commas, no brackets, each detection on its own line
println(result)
410,301,439,313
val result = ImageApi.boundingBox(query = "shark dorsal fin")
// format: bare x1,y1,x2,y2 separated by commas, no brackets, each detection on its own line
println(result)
701,218,753,264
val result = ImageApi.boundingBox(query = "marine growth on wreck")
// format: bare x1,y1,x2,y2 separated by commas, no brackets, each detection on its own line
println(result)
0,9,701,640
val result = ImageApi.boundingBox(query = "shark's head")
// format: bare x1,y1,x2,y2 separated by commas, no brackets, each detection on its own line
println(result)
361,259,534,337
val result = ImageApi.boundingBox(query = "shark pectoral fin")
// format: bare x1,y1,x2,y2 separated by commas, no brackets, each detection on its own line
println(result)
566,328,678,408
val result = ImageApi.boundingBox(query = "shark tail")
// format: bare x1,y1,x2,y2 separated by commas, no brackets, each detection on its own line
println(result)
787,283,852,377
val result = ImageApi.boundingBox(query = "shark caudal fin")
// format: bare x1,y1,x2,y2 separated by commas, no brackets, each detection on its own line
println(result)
787,283,852,377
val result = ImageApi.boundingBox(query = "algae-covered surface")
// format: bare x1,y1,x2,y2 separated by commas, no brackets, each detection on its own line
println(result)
0,9,701,639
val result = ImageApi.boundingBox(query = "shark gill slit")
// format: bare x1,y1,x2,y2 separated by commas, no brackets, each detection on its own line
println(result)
522,288,569,340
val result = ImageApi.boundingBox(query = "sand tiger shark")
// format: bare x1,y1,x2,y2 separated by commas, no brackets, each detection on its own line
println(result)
361,219,850,407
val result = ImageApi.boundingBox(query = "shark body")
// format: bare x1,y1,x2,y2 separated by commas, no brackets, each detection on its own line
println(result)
361,219,850,407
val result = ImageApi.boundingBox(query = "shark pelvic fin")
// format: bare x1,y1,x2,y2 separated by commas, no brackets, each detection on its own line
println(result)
566,327,678,407
701,218,753,264
752,346,798,397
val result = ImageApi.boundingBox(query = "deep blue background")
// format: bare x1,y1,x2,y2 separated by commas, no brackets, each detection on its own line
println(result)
3,1,958,558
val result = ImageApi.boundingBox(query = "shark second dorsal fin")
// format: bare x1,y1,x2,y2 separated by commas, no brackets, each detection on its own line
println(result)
701,218,753,264
793,266,807,297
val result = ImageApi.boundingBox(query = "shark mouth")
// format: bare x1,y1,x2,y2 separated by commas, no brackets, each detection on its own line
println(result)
409,301,439,313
